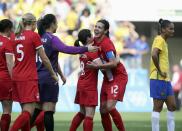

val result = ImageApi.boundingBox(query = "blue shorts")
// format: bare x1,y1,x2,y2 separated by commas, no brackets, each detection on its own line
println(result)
38,79,59,102
150,79,174,100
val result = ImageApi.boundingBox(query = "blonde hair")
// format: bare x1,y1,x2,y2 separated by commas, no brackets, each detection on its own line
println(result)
15,13,36,36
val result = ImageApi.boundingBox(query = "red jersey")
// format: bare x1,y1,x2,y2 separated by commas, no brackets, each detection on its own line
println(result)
77,52,99,91
94,36,127,82
0,35,14,80
12,30,42,81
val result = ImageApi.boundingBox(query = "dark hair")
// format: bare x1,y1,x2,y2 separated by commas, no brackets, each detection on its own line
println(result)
97,19,110,37
81,8,91,16
37,14,56,36
0,19,13,33
158,18,172,34
74,29,91,47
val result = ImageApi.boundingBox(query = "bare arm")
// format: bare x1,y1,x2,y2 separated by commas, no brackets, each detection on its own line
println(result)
152,48,166,78
5,54,14,78
37,47,58,82
57,63,66,85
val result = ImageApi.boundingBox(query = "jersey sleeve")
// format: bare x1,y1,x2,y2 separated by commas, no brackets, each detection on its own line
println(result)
51,35,88,54
152,37,163,51
5,40,14,55
101,38,115,53
32,33,43,50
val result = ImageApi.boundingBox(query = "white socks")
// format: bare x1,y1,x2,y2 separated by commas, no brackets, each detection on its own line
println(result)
152,111,160,131
167,111,175,131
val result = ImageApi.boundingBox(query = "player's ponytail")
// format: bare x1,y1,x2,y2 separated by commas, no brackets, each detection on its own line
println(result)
158,18,171,34
37,18,45,36
74,39,80,47
37,14,56,36
15,19,24,36
15,13,36,36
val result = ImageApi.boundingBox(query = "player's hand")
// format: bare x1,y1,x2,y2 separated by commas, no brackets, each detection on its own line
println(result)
61,75,66,85
87,45,99,52
116,55,120,64
159,71,167,78
86,61,98,69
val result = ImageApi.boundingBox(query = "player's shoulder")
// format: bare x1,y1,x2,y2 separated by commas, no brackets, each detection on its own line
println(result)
154,35,165,43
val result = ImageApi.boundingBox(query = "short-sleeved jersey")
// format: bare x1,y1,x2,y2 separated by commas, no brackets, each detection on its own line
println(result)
0,35,14,80
94,36,127,82
150,35,170,81
77,52,99,91
12,30,42,81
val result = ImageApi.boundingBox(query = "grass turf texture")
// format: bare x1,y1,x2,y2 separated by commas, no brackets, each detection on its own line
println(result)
4,110,182,131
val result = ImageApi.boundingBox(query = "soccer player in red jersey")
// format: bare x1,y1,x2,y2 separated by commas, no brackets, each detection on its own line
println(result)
87,19,128,131
69,29,102,131
9,13,58,131
0,19,14,131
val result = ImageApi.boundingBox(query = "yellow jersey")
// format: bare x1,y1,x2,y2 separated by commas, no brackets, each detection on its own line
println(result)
150,35,170,81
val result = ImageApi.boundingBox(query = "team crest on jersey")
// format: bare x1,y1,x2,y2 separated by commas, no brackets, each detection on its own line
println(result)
0,42,3,46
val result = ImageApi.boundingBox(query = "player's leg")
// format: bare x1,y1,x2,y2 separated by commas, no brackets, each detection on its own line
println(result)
10,81,39,131
106,100,125,131
152,99,164,131
165,83,176,131
30,103,44,131
83,106,95,131
69,105,85,131
10,102,35,131
100,94,112,131
42,102,56,131
0,100,12,131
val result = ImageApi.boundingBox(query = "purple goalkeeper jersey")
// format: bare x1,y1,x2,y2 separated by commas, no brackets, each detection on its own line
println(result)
37,32,88,82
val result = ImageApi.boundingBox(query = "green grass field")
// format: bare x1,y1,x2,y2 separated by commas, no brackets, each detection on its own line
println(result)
7,110,182,131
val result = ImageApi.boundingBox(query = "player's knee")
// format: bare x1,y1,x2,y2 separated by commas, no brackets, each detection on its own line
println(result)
167,104,176,111
153,106,163,112
106,104,115,111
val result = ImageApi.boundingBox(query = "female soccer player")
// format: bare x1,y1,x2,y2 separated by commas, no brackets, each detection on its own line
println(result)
10,13,58,131
87,19,128,131
0,19,14,131
69,29,102,131
31,14,98,131
150,19,176,131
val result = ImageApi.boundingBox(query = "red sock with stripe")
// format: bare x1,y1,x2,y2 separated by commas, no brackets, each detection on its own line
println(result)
0,114,11,131
83,116,93,131
69,112,85,131
109,108,125,131
10,111,31,131
101,112,112,131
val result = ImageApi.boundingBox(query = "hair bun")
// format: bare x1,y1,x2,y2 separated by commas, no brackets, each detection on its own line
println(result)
159,18,163,24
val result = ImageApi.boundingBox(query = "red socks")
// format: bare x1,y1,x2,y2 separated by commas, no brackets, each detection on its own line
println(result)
10,111,31,131
0,114,11,131
101,112,112,131
69,112,85,131
109,108,125,131
83,116,93,131
34,111,44,131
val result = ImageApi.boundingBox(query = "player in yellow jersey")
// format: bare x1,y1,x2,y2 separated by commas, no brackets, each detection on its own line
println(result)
150,19,176,131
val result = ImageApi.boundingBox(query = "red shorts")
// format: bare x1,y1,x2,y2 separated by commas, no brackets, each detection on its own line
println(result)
12,81,39,103
100,77,127,104
0,80,13,100
74,90,98,106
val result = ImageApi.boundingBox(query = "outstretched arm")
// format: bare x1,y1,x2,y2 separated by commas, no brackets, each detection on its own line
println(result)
52,36,98,54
